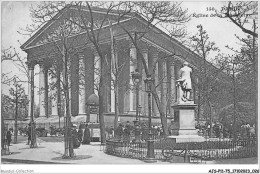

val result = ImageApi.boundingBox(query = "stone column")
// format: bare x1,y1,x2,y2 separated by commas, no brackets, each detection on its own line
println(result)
28,61,37,147
110,50,117,113
94,51,101,96
27,61,36,118
170,61,176,104
129,45,137,112
141,48,148,116
44,65,49,117
39,62,46,117
71,53,79,116
161,59,167,114
176,61,183,103
78,52,86,116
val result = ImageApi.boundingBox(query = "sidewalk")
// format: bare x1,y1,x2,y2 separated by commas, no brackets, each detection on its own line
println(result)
1,139,258,164
1,140,146,164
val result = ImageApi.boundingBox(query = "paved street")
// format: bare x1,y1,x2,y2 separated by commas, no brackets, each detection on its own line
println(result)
1,136,258,164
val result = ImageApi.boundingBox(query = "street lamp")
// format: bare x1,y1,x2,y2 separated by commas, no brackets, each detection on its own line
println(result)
131,69,141,121
131,69,142,142
137,105,142,121
144,75,156,163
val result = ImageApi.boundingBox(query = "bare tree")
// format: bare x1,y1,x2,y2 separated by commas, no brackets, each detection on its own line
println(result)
9,77,26,144
219,1,258,38
189,25,232,137
113,1,190,135
1,47,18,85
25,2,78,158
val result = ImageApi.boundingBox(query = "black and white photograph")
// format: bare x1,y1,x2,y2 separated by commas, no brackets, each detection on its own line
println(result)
1,1,259,174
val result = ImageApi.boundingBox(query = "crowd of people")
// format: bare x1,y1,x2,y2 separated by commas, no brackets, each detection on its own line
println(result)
110,121,165,141
4,119,256,148
195,122,256,139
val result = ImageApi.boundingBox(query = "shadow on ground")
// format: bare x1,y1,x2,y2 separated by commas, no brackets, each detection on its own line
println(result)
52,155,92,161
19,146,46,150
7,152,22,155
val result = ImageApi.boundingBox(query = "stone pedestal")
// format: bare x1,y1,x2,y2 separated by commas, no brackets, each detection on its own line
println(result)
170,102,205,143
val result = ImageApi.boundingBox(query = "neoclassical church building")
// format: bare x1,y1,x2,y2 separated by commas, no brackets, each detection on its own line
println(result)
21,5,225,125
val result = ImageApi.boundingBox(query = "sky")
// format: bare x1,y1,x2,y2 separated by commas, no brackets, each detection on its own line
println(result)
1,1,250,104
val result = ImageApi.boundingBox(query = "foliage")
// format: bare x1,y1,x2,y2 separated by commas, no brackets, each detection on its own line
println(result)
219,102,255,126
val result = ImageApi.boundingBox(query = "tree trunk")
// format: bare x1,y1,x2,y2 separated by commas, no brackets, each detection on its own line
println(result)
232,62,237,141
14,91,18,144
152,89,168,136
62,41,74,158
1,112,5,150
99,95,106,144
114,84,119,130
252,20,257,139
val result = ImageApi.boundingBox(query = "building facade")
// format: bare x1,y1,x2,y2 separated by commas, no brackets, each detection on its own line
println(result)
21,6,206,124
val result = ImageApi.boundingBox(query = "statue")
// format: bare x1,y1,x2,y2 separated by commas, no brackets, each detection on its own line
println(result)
176,62,192,102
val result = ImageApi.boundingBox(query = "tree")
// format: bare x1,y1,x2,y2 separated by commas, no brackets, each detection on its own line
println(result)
220,1,258,38
9,77,26,144
189,25,231,136
25,2,79,157
219,1,258,139
1,47,17,85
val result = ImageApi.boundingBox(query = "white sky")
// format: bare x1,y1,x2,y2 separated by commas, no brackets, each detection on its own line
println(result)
1,1,251,104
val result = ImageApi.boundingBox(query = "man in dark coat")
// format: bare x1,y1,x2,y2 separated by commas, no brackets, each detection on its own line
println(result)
83,124,91,144
115,123,124,140
26,124,31,145
124,121,131,138
6,128,12,146
77,127,83,143
72,124,80,148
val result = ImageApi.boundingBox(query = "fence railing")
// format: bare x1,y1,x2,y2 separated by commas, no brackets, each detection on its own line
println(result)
105,137,257,162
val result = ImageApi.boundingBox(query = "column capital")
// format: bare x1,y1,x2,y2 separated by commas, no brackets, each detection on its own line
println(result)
170,60,176,66
149,47,159,58
141,48,148,54
38,60,45,68
26,60,37,70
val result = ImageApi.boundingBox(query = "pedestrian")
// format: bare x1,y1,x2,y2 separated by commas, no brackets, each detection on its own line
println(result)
124,121,131,140
83,124,91,144
107,126,114,138
6,128,12,146
115,123,124,140
72,124,80,148
26,124,31,145
77,127,83,143
241,123,247,139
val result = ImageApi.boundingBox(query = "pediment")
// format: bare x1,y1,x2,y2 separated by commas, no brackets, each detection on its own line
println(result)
21,6,131,50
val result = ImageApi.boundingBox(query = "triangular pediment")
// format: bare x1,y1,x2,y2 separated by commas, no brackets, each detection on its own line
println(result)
21,6,132,50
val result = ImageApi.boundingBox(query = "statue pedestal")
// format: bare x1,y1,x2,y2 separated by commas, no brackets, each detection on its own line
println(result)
170,102,205,143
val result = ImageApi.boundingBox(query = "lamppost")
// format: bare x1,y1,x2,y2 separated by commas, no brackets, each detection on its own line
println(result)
137,105,142,121
131,69,141,142
57,103,61,129
131,69,141,121
144,75,156,163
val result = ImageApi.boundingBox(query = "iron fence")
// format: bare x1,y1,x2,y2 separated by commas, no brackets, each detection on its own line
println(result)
105,137,257,163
